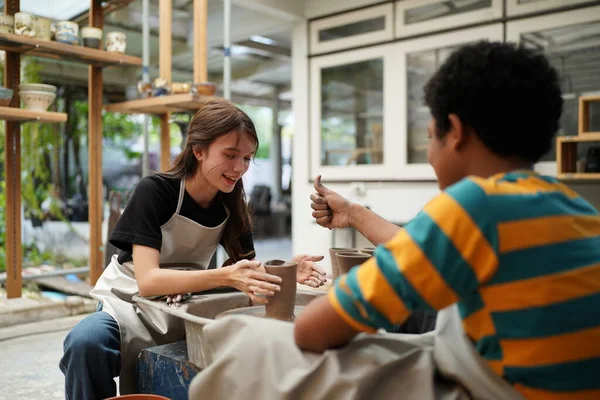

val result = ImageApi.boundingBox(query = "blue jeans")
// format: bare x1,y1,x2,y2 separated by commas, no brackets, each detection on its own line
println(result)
60,308,121,400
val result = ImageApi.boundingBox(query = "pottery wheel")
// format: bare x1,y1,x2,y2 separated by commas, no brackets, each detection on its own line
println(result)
216,305,305,321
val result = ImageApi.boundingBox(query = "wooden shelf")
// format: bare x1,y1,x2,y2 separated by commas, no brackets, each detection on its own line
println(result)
0,106,67,123
105,93,217,115
557,133,600,143
558,173,600,182
0,32,142,68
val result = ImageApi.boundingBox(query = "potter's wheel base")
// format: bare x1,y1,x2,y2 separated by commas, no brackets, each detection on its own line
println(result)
216,305,305,321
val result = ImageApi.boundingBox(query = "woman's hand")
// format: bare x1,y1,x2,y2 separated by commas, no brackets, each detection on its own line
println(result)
292,254,327,288
225,259,282,305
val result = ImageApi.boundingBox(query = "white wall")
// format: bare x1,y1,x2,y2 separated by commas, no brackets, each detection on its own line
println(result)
304,0,388,19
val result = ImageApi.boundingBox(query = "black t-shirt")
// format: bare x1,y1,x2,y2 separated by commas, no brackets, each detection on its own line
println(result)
109,174,255,264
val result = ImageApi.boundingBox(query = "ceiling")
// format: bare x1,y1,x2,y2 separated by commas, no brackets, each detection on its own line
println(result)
6,0,293,108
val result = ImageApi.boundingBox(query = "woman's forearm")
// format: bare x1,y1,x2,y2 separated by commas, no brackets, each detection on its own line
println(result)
349,203,402,245
137,267,231,297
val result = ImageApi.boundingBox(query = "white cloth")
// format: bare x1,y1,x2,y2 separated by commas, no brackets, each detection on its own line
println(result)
187,305,525,400
90,179,228,394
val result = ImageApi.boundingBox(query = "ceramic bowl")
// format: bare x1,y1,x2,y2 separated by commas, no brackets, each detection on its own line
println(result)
19,90,56,111
192,82,216,96
0,86,14,106
19,83,57,93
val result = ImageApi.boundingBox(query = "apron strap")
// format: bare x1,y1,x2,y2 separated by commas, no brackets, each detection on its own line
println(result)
176,179,186,214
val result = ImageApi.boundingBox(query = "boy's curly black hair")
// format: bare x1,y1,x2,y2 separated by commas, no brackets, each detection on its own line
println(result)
424,41,563,164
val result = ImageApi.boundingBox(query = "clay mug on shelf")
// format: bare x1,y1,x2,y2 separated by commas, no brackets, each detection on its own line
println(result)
15,12,36,37
81,26,102,49
55,21,79,45
335,252,370,275
0,13,14,34
33,17,51,41
329,248,358,279
263,259,298,322
106,31,126,53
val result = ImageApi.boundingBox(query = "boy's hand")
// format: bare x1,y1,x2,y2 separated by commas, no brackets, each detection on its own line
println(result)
310,175,354,230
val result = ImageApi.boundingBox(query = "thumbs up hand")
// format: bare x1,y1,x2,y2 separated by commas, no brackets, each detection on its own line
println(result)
310,175,354,230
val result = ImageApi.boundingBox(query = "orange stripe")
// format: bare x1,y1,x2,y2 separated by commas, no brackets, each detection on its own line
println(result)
515,384,600,400
355,258,411,325
501,326,600,367
386,230,459,310
498,215,600,253
328,281,377,333
473,175,578,198
423,191,498,283
481,262,600,312
486,360,504,377
462,307,496,341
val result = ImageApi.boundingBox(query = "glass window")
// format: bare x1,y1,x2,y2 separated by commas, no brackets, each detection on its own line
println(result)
520,20,600,162
320,58,384,166
406,45,461,164
404,0,492,25
319,17,386,42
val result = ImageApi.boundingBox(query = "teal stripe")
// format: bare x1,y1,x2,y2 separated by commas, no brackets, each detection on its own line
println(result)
376,246,434,312
457,294,485,319
405,212,482,300
476,335,503,361
490,236,600,284
491,292,600,338
333,278,379,330
344,267,395,331
487,193,597,223
504,357,600,391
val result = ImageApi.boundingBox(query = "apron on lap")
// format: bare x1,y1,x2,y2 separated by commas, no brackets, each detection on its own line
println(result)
90,180,228,394
188,305,525,400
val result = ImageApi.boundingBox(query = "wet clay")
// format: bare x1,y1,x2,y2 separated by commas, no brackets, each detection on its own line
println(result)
329,248,358,279
263,259,298,321
335,252,371,275
360,247,376,257
216,305,306,320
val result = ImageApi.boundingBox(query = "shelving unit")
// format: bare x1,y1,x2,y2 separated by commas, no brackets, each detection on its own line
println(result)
556,133,600,182
105,93,215,115
2,0,141,299
579,94,600,135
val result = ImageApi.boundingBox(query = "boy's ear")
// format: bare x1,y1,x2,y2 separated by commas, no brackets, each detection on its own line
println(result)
446,113,468,150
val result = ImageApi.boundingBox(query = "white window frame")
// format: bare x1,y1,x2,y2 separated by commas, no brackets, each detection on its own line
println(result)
506,5,600,176
310,43,401,181
388,23,504,180
309,3,394,56
506,0,596,17
395,0,503,39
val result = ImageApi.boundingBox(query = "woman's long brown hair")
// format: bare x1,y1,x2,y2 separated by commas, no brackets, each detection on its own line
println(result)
163,98,257,262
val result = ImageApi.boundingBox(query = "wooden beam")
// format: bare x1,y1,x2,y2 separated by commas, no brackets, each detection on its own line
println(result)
160,113,171,171
159,0,172,84
4,0,21,299
88,0,104,285
194,0,208,83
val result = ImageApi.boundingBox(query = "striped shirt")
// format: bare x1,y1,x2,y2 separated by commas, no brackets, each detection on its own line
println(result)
329,171,600,399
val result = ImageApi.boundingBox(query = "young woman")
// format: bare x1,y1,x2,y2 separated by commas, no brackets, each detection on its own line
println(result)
60,99,327,400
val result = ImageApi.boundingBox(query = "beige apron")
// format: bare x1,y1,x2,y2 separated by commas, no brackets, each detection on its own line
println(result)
90,179,228,394
188,305,525,399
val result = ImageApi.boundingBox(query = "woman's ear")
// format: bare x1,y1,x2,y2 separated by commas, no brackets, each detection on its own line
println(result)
192,145,204,162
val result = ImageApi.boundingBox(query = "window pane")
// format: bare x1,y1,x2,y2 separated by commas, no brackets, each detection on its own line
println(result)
520,20,600,162
319,17,386,42
321,58,384,166
405,0,492,25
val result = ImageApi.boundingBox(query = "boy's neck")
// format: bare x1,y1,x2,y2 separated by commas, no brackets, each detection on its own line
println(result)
467,152,533,179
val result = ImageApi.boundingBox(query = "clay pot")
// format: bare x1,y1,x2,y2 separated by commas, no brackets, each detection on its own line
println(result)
360,247,376,257
335,252,370,275
263,259,297,321
329,248,358,279
105,395,171,400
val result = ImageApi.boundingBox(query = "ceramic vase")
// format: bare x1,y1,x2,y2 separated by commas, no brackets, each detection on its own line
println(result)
263,259,297,321
329,248,358,279
106,31,126,53
15,12,35,37
33,17,51,41
81,26,102,49
335,252,370,275
55,21,79,45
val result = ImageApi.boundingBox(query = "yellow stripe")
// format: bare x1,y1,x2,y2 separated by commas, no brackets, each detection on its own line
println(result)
515,384,600,400
328,281,377,333
498,215,600,253
486,360,504,377
501,326,600,367
423,191,498,283
473,175,579,198
462,307,496,342
386,230,459,310
481,262,600,312
355,258,411,325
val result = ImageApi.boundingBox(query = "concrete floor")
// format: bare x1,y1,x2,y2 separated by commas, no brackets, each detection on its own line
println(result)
0,238,293,399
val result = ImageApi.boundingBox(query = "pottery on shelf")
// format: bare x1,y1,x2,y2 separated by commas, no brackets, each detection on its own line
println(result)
0,13,14,34
192,82,216,96
33,16,51,41
106,31,126,53
19,90,56,111
81,26,103,49
263,259,297,321
14,12,36,37
335,252,370,275
0,86,13,107
329,248,358,279
360,247,376,257
19,83,57,94
55,21,79,45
